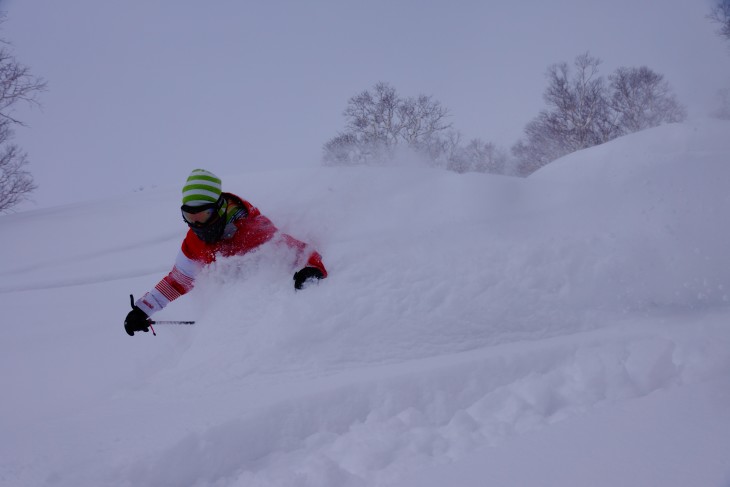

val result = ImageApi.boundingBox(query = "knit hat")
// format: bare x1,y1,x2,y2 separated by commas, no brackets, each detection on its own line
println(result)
182,169,222,207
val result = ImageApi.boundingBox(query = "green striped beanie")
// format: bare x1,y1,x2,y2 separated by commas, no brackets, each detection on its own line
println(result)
182,169,222,206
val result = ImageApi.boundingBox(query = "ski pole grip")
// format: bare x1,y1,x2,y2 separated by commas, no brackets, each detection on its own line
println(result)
130,294,135,309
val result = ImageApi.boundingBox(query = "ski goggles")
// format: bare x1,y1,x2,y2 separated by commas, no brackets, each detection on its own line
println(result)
181,198,224,227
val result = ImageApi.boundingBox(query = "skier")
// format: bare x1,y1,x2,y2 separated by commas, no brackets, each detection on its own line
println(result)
124,169,327,336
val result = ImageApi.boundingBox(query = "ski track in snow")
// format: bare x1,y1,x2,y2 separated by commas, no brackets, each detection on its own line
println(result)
0,266,171,294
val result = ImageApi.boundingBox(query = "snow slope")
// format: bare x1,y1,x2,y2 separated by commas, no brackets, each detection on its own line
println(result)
1,119,730,486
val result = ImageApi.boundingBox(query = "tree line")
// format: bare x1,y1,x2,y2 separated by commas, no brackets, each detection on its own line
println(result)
323,1,730,177
324,53,687,177
512,53,686,175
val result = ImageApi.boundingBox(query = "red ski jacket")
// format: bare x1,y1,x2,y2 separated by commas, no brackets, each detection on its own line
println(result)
136,193,327,316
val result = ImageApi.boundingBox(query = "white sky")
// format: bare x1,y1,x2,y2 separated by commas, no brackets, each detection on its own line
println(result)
3,0,730,208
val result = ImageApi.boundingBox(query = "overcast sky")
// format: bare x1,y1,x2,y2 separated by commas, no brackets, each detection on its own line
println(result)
3,0,730,209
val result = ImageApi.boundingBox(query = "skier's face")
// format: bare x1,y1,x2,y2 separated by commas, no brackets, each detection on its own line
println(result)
181,198,227,243
182,206,217,226
181,197,223,227
190,218,226,243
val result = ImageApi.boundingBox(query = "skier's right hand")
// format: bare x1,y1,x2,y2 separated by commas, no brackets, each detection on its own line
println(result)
124,306,151,336
293,266,325,290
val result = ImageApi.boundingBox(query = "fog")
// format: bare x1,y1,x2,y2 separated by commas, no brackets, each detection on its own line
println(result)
3,0,730,208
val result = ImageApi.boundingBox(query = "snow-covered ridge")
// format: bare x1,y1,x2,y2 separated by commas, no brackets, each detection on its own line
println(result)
1,119,730,486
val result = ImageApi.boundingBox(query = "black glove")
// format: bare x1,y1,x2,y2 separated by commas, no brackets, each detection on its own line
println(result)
124,306,151,336
293,267,324,290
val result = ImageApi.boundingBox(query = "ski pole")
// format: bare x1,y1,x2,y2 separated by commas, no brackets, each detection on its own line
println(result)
129,294,196,337
149,320,196,325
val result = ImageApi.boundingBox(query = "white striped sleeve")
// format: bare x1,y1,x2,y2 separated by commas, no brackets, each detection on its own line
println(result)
135,250,203,316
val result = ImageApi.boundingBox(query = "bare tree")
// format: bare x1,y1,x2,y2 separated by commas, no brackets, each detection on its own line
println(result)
398,93,451,148
0,22,46,212
609,66,686,134
512,53,618,175
322,133,363,167
343,82,401,150
439,130,465,172
323,82,452,166
709,0,730,42
512,115,568,175
545,53,618,151
513,53,686,176
0,122,35,210
447,137,506,174
323,82,514,175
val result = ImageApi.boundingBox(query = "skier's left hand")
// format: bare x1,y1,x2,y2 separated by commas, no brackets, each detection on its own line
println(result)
124,306,151,336
293,267,324,290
